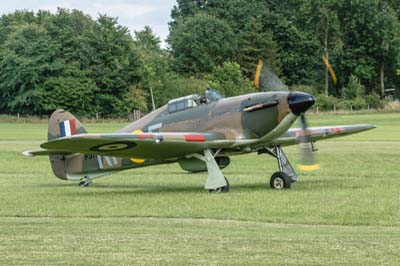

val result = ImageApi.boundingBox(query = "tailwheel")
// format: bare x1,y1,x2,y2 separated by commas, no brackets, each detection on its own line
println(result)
208,177,230,193
79,177,92,187
270,171,291,190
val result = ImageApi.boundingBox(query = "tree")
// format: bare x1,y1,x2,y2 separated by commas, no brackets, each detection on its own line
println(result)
34,64,98,116
134,27,171,109
336,0,400,96
117,85,148,114
168,13,236,75
236,17,279,79
297,0,342,95
134,26,161,51
86,14,142,115
0,23,61,114
205,62,254,97
0,10,143,116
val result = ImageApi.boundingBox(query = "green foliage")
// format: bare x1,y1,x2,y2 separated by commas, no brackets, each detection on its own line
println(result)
335,0,400,94
170,0,400,97
205,62,254,97
134,26,161,51
158,75,207,105
291,85,322,95
0,23,61,114
117,86,148,113
88,15,142,116
34,64,98,116
341,75,365,100
168,13,236,75
314,92,385,111
314,94,338,111
365,93,384,109
1,2,400,115
134,27,176,108
0,9,142,116
236,17,279,78
336,99,367,110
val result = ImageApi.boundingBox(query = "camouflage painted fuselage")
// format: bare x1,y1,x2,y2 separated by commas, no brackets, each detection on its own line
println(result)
120,91,291,139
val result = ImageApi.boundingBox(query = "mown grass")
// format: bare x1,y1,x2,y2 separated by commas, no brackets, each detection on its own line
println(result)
0,112,399,265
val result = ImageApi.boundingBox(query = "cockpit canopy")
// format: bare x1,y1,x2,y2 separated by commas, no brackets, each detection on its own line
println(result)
167,88,223,113
168,94,200,113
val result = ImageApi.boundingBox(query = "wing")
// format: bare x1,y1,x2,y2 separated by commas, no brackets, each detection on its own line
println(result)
24,132,234,159
273,124,375,146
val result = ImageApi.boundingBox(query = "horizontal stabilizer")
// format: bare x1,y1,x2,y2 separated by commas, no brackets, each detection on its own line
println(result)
22,149,72,157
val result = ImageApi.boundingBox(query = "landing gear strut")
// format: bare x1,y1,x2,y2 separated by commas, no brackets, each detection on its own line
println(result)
208,177,230,193
259,145,298,190
186,149,229,193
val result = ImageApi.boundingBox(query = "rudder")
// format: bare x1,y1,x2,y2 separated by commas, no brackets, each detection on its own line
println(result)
48,109,87,180
48,109,87,140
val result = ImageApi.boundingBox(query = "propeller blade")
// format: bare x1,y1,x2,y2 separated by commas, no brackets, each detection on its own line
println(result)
254,59,288,91
297,113,320,171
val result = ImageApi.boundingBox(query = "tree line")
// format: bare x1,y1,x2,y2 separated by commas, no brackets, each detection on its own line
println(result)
0,0,399,116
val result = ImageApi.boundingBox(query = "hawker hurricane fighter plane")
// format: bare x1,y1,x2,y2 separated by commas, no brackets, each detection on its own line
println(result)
23,61,375,192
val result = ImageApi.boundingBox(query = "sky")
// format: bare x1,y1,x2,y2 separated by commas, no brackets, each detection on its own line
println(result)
0,0,178,47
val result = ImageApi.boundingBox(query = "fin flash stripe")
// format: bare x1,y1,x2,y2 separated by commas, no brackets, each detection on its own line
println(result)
59,119,76,137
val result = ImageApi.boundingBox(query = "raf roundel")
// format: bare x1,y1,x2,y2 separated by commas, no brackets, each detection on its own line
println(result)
90,141,136,152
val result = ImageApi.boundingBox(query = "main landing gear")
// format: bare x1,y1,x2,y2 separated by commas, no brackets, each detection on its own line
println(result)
188,146,296,192
259,145,298,190
186,149,229,193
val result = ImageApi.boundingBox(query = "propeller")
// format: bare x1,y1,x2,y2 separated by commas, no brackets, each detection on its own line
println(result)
297,113,320,171
253,58,320,171
254,59,288,91
287,92,320,171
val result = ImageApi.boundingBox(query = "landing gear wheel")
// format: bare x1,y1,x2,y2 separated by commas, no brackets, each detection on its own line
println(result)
208,177,230,193
270,171,291,190
79,177,91,187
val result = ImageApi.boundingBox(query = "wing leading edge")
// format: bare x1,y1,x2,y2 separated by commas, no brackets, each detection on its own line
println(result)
26,132,234,159
273,124,376,146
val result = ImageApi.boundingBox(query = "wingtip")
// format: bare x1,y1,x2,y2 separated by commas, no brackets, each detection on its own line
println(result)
360,124,376,131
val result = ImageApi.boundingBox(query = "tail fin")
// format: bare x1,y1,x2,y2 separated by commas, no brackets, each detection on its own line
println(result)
48,109,87,180
254,59,288,91
48,109,87,141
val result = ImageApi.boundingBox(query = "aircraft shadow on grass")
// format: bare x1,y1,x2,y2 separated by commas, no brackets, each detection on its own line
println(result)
40,179,359,195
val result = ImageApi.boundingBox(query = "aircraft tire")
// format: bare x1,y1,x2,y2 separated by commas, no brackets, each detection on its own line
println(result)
270,172,291,190
208,177,230,193
79,177,91,187
79,181,89,187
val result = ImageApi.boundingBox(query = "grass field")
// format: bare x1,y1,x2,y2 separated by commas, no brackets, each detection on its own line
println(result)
0,112,399,265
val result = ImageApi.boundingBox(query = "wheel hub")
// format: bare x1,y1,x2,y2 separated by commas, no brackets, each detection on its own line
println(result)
273,178,284,189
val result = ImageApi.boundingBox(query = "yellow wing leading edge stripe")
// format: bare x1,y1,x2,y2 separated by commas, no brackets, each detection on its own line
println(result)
130,129,145,164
